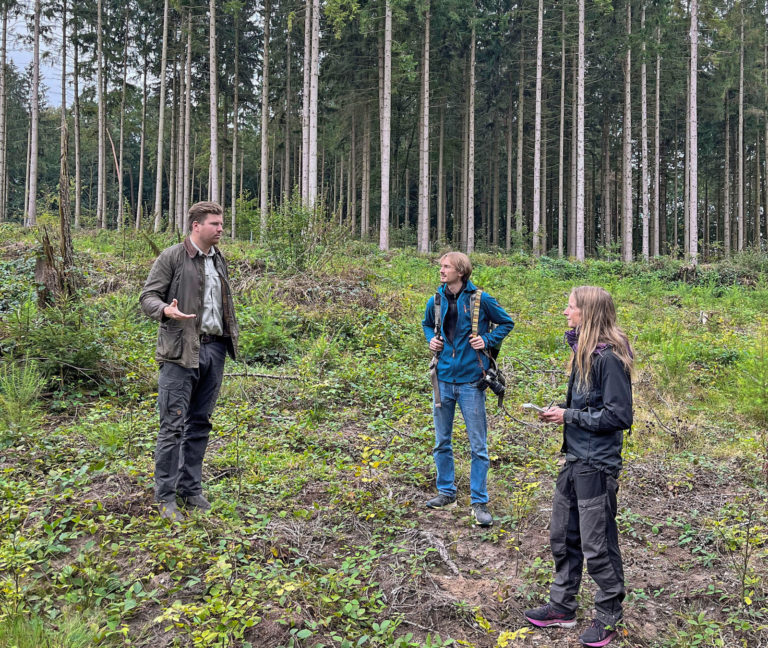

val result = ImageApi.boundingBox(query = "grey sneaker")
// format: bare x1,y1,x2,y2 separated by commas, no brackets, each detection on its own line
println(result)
425,493,457,509
158,500,184,522
471,503,493,527
180,494,211,511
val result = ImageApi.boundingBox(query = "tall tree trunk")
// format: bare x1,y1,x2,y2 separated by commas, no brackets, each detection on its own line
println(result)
660,151,667,252
231,13,239,237
59,0,72,277
24,127,30,222
283,18,290,205
209,0,219,203
362,104,370,238
438,104,445,243
756,135,761,245
516,45,524,239
0,3,7,222
301,0,311,202
725,94,731,256
569,47,577,256
96,0,106,228
506,86,513,251
653,25,661,256
622,0,633,262
176,62,185,231
73,10,81,228
168,69,177,230
493,137,500,247
347,137,353,226
136,47,148,229
352,135,358,227
640,4,649,259
101,62,108,227
461,95,468,249
576,0,585,259
688,0,698,262
404,165,409,230
379,0,392,250
601,110,611,248
704,169,709,256
26,0,41,226
466,25,476,253
738,3,745,251
532,0,543,255
765,10,768,245
541,115,547,252
558,7,566,257
117,11,129,232
308,0,320,207
260,0,271,239
673,114,679,253
153,0,170,231
183,12,192,222
418,4,430,253
684,78,690,256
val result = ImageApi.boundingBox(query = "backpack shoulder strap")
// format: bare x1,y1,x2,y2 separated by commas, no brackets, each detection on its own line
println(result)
471,289,483,336
433,291,442,335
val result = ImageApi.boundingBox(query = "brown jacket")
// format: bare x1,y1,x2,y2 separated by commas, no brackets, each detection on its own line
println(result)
140,237,239,368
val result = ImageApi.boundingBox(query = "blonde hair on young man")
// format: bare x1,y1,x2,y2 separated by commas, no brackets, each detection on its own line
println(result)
439,251,472,281
568,286,633,391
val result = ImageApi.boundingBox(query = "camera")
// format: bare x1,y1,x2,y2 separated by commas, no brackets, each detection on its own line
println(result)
478,366,506,397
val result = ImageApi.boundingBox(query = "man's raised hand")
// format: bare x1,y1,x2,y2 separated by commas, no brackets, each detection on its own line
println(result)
163,298,196,320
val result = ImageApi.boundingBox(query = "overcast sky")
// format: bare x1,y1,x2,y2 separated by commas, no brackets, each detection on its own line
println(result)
8,9,74,108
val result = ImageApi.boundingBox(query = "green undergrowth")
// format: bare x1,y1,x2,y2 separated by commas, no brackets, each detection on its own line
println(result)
1,224,767,647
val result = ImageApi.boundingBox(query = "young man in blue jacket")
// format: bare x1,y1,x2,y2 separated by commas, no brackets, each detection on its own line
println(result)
422,252,514,527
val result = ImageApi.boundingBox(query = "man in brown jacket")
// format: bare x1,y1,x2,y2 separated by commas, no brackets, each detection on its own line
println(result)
140,201,239,521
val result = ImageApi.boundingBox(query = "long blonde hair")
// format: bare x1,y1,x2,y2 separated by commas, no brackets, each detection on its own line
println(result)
568,286,633,391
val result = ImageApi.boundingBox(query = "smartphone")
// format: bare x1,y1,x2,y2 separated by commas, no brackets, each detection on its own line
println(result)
522,402,547,413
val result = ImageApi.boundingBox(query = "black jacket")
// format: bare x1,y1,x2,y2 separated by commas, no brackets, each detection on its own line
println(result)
561,347,633,476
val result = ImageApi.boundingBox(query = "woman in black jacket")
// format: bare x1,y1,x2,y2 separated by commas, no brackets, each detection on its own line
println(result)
525,286,633,648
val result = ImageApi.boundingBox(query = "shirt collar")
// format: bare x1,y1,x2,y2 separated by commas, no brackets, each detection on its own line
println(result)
189,239,216,257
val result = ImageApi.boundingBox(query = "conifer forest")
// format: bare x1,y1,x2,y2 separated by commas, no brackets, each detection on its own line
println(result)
2,0,768,258
2,1,768,647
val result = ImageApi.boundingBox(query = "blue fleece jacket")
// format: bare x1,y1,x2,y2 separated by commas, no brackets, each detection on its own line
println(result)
422,279,514,384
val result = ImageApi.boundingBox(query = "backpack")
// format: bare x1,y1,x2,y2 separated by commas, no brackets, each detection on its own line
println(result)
430,288,507,407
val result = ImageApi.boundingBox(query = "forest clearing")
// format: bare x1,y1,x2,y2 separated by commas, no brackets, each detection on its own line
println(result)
1,222,767,647
2,0,768,644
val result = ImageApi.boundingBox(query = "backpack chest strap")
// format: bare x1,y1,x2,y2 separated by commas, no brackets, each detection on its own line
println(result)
471,289,483,336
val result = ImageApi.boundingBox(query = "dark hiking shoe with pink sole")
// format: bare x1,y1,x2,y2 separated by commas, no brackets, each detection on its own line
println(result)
524,603,577,628
579,619,617,647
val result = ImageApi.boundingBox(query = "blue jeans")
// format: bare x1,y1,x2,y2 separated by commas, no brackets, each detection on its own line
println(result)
432,380,489,504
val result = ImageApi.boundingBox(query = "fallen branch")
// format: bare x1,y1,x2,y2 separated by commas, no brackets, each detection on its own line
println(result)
419,531,459,576
224,372,298,380
647,403,676,436
399,619,440,632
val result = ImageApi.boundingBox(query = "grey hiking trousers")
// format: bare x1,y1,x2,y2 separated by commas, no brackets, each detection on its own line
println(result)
548,458,625,627
154,340,226,502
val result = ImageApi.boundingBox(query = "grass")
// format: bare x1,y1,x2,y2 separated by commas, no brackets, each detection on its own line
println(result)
0,611,104,648
0,224,767,647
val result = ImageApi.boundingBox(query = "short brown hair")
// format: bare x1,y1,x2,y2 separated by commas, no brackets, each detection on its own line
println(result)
439,251,472,280
187,201,223,231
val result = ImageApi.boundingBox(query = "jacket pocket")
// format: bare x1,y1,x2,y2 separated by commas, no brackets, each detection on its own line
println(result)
158,324,183,359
